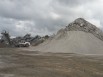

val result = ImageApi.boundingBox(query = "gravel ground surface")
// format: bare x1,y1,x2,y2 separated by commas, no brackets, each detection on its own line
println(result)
0,48,103,77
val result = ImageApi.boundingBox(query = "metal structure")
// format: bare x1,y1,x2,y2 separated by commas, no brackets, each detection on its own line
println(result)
1,30,12,46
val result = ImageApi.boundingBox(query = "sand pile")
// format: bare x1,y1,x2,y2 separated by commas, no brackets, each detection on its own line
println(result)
34,18,103,54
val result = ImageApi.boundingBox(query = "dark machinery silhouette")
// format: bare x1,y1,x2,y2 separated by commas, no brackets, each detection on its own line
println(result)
1,30,12,46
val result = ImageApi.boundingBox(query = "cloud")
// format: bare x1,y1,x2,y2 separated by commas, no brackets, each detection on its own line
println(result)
0,0,103,37
52,0,96,7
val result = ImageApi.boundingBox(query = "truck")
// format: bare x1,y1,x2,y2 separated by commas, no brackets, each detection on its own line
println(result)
16,42,30,47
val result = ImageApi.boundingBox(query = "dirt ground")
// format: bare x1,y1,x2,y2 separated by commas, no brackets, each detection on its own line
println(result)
0,48,103,77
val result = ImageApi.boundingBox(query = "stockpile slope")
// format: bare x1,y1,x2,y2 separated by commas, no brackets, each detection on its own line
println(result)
35,18,103,54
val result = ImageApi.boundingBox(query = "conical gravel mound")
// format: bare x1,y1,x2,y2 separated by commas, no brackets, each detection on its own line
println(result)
34,18,103,54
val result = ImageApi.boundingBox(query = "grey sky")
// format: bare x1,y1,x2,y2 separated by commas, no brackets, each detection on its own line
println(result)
0,0,102,36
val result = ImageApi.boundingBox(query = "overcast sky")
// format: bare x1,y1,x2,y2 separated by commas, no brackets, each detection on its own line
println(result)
0,0,103,37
